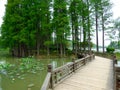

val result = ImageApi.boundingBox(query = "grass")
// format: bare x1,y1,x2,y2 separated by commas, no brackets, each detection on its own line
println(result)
115,52,120,60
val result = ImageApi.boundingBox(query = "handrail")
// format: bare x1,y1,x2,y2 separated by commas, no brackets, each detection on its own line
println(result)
114,63,120,90
41,54,95,90
41,73,51,90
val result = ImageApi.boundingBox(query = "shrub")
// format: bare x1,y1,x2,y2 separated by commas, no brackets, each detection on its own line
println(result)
106,47,115,53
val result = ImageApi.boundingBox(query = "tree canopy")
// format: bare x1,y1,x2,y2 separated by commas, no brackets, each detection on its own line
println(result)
1,0,113,57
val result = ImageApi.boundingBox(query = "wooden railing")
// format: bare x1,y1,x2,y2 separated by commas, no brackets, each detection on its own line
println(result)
114,63,120,90
41,54,95,90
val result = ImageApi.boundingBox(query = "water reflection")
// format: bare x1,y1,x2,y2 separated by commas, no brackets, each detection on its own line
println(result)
0,58,71,90
0,61,6,65
51,58,66,69
0,87,2,90
0,75,2,90
0,61,7,75
51,61,57,70
117,61,120,66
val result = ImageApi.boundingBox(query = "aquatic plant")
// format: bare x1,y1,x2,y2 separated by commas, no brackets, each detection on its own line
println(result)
0,57,45,80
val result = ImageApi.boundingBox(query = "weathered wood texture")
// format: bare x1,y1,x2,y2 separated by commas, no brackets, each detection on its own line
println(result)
41,73,51,90
53,56,114,90
115,65,120,90
41,54,95,90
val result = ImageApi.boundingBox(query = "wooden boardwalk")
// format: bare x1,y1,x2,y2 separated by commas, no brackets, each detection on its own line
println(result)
52,56,114,90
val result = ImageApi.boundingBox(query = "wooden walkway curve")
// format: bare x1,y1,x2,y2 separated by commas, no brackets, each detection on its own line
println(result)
52,56,114,90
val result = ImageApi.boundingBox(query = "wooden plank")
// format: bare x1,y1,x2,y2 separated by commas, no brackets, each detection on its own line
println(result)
53,56,114,90
41,73,51,90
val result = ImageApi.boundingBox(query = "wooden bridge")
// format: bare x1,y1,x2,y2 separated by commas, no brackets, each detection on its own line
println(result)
41,54,115,90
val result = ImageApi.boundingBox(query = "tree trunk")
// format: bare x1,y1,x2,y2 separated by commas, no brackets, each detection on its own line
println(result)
71,12,75,51
47,46,50,56
102,12,105,53
87,0,91,54
95,4,99,52
60,43,63,57
82,16,86,51
36,41,40,56
75,27,78,56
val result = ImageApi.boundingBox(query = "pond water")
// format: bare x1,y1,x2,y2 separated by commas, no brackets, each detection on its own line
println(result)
117,61,120,66
1,72,44,90
0,51,71,90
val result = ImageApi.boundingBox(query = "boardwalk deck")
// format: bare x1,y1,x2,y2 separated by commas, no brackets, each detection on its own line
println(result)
52,56,114,90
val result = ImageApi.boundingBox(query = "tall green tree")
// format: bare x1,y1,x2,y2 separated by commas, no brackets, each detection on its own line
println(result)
35,0,52,56
69,0,91,55
69,0,81,55
90,0,102,52
1,0,52,57
53,0,70,57
1,0,114,57
100,0,112,53
1,0,25,57
114,17,120,48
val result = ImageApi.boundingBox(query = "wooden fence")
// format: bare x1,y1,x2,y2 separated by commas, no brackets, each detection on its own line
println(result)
41,54,95,90
114,64,120,90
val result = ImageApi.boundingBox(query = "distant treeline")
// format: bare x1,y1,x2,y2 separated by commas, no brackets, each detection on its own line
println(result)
0,0,112,57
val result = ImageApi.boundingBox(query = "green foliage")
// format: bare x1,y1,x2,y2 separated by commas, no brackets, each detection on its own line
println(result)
108,41,120,49
44,41,53,47
0,57,45,78
52,0,70,56
112,17,120,43
0,0,113,57
106,47,115,53
1,0,52,57
115,52,120,60
80,41,93,48
66,49,73,55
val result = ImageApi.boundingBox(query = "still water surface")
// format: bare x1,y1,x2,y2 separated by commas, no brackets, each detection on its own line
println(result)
0,56,71,90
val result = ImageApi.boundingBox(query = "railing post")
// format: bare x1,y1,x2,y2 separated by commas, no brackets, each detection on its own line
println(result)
47,64,53,89
113,55,117,90
90,54,93,61
54,72,57,83
113,61,116,90
83,58,86,65
72,58,75,72
93,54,95,59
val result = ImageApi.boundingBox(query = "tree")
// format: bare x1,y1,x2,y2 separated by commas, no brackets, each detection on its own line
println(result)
69,0,92,55
114,17,120,49
69,0,81,55
90,0,102,52
94,0,100,52
1,0,52,57
108,41,119,49
100,0,112,53
53,0,70,57
1,0,113,57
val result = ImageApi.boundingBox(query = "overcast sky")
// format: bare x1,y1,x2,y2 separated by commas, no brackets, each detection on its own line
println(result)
110,0,120,19
0,0,7,27
0,0,120,46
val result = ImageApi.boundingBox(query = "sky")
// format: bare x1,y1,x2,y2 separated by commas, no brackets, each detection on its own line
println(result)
110,0,120,19
94,0,120,46
0,0,120,46
0,0,7,27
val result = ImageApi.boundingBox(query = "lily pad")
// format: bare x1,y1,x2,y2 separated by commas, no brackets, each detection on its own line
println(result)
28,83,34,87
